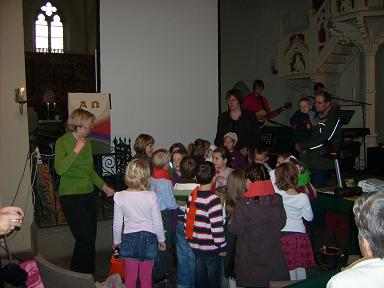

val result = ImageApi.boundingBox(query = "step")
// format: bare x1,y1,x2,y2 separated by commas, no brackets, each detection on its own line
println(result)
318,63,340,73
326,53,349,64
332,45,356,55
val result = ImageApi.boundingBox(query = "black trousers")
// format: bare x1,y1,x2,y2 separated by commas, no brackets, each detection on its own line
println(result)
59,192,97,274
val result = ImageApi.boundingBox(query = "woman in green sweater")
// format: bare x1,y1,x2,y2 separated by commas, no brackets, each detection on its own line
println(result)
54,108,114,274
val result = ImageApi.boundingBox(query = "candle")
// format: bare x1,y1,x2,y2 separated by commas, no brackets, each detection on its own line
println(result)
46,102,50,112
53,102,56,110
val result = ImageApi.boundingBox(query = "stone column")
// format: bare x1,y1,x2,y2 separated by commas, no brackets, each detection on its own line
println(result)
362,48,378,148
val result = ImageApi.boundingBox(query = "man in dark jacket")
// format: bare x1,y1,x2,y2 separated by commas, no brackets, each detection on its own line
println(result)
296,93,342,188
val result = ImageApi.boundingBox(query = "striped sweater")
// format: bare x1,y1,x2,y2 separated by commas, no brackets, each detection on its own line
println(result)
184,190,226,255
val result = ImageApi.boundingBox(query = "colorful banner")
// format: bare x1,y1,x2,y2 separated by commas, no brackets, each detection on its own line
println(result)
68,92,111,152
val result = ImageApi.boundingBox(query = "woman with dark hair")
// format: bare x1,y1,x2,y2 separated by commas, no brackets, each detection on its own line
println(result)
214,89,260,157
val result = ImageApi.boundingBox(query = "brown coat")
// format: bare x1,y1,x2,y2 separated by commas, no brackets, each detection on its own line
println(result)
228,194,289,287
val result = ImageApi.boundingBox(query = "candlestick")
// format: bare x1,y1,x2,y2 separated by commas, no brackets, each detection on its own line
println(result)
46,102,50,112
53,102,56,110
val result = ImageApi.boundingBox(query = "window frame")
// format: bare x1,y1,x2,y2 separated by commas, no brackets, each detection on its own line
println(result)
34,1,65,53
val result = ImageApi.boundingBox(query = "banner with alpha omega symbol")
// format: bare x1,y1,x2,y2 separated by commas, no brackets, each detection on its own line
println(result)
68,92,111,153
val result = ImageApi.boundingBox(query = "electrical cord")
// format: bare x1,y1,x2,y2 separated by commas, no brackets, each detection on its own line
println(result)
11,151,32,206
4,150,38,243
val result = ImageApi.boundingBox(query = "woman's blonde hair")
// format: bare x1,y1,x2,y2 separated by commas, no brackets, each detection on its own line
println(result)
124,159,151,190
151,148,170,168
133,134,155,154
225,170,246,218
275,162,299,191
66,108,96,132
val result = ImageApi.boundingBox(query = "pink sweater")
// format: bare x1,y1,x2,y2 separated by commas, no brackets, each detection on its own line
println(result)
113,190,165,245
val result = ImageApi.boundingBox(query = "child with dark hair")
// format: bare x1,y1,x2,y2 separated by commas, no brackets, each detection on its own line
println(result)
212,147,234,189
223,132,248,170
169,142,187,155
275,162,315,280
184,161,226,288
132,134,155,165
171,149,187,185
173,156,198,288
249,144,272,171
271,154,317,201
187,138,210,164
228,164,289,287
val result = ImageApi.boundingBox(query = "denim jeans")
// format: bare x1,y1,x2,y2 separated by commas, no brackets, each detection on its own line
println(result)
176,220,195,288
119,231,158,261
195,254,222,288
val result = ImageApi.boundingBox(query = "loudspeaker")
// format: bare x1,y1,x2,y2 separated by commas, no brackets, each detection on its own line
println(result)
367,146,384,176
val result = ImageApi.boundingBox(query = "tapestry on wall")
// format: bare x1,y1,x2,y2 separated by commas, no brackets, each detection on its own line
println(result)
68,92,111,153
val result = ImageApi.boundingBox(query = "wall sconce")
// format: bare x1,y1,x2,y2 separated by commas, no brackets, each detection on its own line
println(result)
15,87,27,114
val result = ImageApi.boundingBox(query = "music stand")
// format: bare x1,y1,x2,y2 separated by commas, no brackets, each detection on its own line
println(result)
336,110,355,125
261,132,273,146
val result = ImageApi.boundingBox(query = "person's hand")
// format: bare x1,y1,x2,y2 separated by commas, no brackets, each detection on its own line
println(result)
239,147,248,157
0,207,24,235
219,252,227,257
0,206,24,218
158,242,166,251
102,185,115,197
112,243,120,249
215,176,225,185
295,143,301,152
73,137,86,154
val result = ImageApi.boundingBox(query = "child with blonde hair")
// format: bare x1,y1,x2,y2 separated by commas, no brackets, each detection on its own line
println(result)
113,159,166,288
149,149,178,282
224,170,246,288
150,149,178,210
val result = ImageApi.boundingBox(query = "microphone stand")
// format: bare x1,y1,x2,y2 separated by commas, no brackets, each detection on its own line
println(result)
328,93,371,170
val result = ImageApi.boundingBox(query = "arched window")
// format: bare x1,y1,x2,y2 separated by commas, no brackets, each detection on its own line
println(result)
35,2,63,53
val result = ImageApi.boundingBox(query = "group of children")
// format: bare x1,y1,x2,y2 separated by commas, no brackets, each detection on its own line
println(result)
112,132,317,288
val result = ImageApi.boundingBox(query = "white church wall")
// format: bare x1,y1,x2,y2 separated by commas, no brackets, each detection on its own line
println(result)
100,0,218,148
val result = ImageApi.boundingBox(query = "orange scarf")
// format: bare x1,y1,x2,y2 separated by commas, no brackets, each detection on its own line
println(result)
152,168,172,180
185,186,200,240
242,180,275,197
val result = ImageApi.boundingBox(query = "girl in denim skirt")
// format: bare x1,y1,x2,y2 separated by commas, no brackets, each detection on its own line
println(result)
113,159,166,288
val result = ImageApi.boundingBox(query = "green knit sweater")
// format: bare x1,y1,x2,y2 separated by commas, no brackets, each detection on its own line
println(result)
54,132,105,196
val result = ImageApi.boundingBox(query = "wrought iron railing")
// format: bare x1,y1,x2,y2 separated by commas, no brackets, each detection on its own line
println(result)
32,137,132,228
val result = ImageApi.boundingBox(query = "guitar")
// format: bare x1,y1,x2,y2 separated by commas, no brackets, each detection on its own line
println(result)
256,102,292,128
